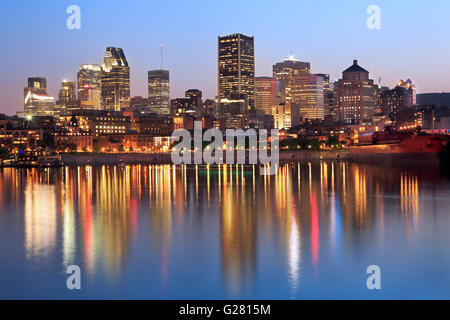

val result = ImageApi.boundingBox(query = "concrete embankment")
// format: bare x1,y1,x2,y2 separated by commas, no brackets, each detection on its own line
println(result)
61,150,442,167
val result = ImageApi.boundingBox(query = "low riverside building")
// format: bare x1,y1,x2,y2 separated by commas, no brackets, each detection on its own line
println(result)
0,114,43,151
0,128,42,151
58,109,131,137
54,129,93,152
95,133,172,153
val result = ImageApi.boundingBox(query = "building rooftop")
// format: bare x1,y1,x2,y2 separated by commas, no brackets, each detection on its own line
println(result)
343,60,369,73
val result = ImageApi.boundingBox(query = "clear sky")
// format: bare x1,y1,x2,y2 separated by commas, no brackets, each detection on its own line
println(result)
0,0,449,115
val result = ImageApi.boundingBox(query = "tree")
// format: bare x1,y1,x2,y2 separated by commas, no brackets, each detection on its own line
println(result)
327,136,340,148
118,144,125,152
309,139,321,150
280,139,300,150
0,147,10,166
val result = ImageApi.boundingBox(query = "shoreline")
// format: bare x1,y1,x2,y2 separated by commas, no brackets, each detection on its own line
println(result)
57,150,444,167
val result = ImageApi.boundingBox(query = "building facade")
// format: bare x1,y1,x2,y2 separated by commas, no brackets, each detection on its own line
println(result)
291,74,326,121
273,56,310,104
272,102,300,130
396,79,416,106
380,86,411,115
24,77,55,117
254,77,280,115
77,64,102,110
148,70,170,115
336,60,376,124
101,47,130,111
218,33,255,109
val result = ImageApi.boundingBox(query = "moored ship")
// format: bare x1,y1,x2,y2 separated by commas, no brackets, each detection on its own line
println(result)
349,134,448,154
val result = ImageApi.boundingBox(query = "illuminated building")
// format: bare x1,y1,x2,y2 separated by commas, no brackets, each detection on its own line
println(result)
255,77,280,115
272,103,300,129
77,64,102,110
396,79,416,106
57,80,77,114
380,86,411,115
54,122,93,152
148,70,170,115
291,74,325,120
96,133,154,152
136,115,174,136
185,89,203,107
0,128,42,151
24,77,55,117
173,114,195,131
59,110,131,137
170,98,195,115
218,93,248,129
126,96,150,115
218,33,255,109
316,73,334,117
336,60,376,124
273,56,310,104
101,47,130,111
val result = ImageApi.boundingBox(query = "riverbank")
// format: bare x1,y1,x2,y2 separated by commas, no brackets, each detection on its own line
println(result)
59,150,444,167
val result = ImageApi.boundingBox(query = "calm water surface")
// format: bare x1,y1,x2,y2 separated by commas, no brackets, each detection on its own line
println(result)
1,162,450,299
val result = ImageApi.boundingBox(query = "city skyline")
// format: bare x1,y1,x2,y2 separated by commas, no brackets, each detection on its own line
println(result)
1,0,450,114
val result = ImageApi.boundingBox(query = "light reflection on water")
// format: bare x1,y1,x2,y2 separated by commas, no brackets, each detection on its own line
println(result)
0,162,450,299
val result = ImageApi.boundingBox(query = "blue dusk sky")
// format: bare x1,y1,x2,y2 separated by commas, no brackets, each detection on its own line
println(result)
0,0,449,114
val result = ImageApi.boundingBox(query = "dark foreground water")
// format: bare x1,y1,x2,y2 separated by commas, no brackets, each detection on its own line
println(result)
1,162,450,299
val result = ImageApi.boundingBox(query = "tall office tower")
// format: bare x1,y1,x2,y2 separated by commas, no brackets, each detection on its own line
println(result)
101,47,130,111
58,81,76,105
218,33,255,109
185,89,203,107
24,77,55,117
273,56,310,104
315,73,333,117
396,79,416,106
148,70,170,115
77,64,102,109
290,74,325,121
336,60,376,124
254,77,280,115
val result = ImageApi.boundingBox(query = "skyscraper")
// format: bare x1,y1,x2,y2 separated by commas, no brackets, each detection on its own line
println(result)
58,80,77,114
396,79,416,106
59,80,76,104
101,47,130,111
316,73,334,117
24,77,55,117
255,77,280,115
218,33,255,109
77,64,101,110
291,74,325,120
148,70,170,115
273,56,310,104
336,60,376,124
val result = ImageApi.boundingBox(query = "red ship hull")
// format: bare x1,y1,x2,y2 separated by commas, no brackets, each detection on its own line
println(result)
349,135,448,154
